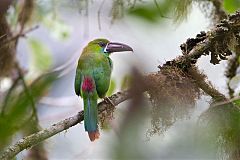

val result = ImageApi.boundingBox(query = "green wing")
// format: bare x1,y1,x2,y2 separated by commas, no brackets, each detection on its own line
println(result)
75,53,113,98
74,68,82,96
93,57,112,98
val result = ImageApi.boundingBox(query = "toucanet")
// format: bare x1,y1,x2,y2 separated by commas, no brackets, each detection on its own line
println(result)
74,38,133,141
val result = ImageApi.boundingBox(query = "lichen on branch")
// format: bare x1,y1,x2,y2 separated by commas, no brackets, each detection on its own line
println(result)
1,6,240,160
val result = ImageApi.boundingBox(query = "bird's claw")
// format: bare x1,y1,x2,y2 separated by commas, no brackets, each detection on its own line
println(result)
104,97,115,107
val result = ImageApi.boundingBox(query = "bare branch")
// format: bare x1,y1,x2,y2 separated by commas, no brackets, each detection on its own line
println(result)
0,25,39,48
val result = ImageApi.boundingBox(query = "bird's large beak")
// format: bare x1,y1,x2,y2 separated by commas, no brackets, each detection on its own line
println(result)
104,42,133,53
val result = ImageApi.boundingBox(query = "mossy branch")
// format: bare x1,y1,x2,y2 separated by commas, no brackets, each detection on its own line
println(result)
176,11,240,66
1,8,240,160
225,33,240,98
187,67,227,101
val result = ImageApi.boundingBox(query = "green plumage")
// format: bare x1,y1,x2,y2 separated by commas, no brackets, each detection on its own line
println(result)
75,39,112,132
74,38,132,141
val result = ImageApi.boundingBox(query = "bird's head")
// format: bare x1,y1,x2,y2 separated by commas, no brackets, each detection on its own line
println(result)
85,38,133,55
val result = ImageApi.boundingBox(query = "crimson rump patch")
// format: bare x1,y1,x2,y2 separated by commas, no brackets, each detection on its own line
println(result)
82,76,95,92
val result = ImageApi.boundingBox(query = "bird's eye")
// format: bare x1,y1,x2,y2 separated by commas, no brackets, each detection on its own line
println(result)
98,42,106,47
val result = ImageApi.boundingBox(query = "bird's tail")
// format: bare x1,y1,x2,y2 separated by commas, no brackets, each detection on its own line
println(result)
84,95,99,141
82,77,99,141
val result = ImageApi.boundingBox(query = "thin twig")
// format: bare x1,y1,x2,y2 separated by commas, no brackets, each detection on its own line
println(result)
0,25,39,49
15,63,38,122
0,33,7,40
153,0,168,18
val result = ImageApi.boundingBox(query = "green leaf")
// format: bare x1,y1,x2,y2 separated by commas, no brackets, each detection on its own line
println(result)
200,104,240,158
106,79,116,97
0,73,56,149
128,5,160,22
128,0,193,23
233,99,240,106
28,38,52,72
223,0,240,13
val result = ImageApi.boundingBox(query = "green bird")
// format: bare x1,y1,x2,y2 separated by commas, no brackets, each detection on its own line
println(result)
74,38,133,141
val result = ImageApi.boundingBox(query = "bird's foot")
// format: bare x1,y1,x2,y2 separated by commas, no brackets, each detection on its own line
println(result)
103,97,115,107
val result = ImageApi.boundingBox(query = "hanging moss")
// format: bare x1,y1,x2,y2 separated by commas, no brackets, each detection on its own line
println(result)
146,66,201,136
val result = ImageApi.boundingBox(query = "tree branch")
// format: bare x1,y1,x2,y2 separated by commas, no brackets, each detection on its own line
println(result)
0,0,13,15
187,67,227,101
0,91,131,160
209,0,240,98
0,25,39,49
225,32,240,98
0,9,15,77
176,10,240,66
1,9,240,160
